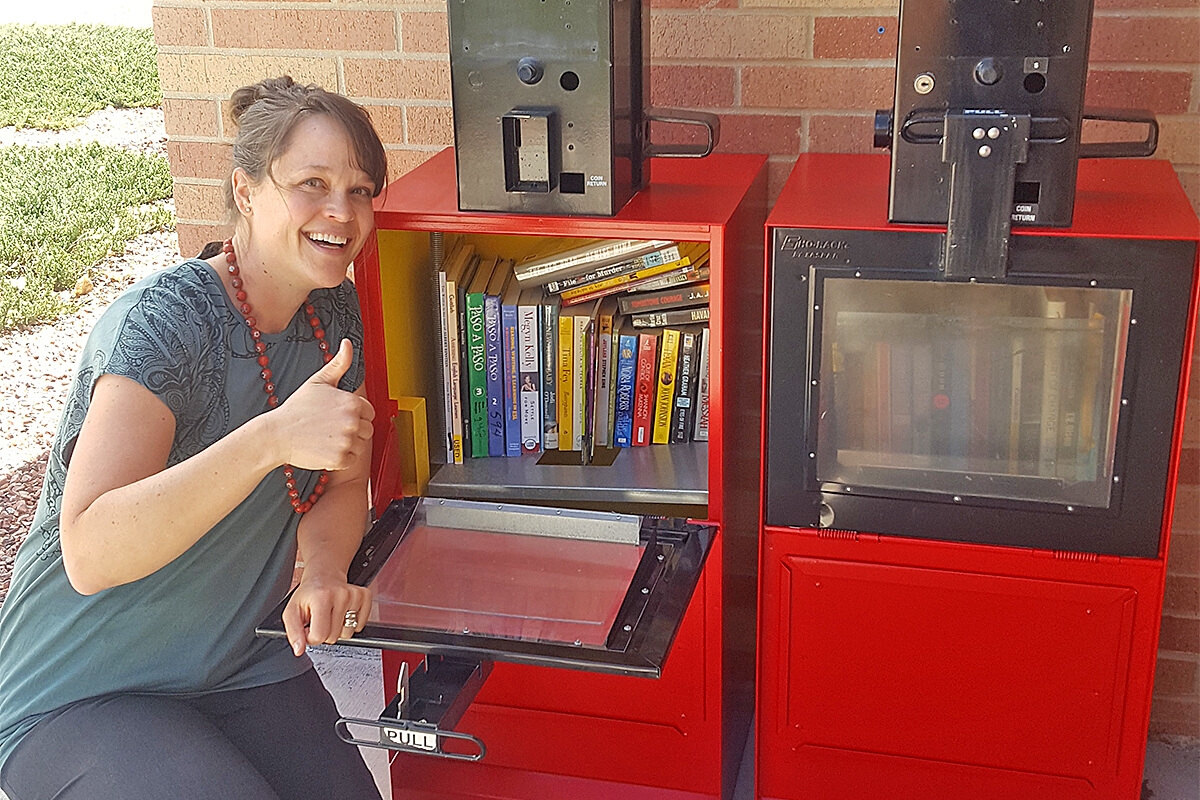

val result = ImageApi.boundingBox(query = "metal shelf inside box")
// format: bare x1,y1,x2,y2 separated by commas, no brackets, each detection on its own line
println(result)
426,442,709,509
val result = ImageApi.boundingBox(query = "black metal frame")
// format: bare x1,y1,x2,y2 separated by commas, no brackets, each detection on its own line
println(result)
256,498,715,677
764,227,1196,557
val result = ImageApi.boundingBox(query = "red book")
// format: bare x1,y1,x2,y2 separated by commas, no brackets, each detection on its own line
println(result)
632,333,658,446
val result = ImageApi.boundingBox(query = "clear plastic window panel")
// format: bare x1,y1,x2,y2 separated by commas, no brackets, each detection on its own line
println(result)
816,279,1132,507
366,499,646,648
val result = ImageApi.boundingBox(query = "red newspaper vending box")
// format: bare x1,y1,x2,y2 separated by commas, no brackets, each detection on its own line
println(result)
758,154,1198,800
344,149,767,800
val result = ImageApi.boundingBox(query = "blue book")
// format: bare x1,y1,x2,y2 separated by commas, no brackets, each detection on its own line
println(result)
613,333,638,447
501,285,522,457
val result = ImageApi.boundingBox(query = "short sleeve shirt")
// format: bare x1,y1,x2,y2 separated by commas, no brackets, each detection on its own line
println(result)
0,259,365,772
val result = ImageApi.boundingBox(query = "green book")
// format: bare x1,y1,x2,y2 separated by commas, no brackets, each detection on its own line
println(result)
465,256,498,457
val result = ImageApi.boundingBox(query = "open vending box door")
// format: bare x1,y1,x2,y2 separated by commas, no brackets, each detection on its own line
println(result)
257,496,715,760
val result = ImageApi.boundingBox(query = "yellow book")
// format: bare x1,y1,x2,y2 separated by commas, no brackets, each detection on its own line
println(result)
559,256,691,303
558,313,575,450
652,328,681,444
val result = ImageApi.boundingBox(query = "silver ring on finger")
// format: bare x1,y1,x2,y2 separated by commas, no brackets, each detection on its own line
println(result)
343,609,359,629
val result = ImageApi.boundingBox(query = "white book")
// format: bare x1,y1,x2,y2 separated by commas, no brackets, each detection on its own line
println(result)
517,297,542,453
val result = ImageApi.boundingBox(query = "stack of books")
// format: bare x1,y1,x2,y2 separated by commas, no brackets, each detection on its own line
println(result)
432,236,712,463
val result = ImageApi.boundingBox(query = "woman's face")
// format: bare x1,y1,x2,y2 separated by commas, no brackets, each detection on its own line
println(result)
241,113,377,290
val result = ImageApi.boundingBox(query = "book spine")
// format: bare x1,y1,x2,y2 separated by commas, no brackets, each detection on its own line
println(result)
947,336,970,460
1038,300,1067,476
1009,337,1024,473
606,322,619,448
484,295,504,457
435,269,453,463
572,315,589,451
517,304,542,454
543,245,682,293
502,303,521,457
671,331,697,443
633,333,657,446
631,306,711,329
541,301,560,451
594,311,614,447
445,275,464,464
559,257,689,305
515,239,674,283
465,292,488,458
653,329,681,444
629,264,709,294
617,282,710,316
614,334,637,447
557,314,574,450
693,327,710,442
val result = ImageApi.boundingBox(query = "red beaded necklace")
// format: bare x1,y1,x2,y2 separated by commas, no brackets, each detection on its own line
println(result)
222,238,331,514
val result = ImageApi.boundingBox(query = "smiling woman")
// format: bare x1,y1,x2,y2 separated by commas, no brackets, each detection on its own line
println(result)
0,77,389,800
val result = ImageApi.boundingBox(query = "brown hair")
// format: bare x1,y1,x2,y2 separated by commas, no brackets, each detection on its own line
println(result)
223,76,388,215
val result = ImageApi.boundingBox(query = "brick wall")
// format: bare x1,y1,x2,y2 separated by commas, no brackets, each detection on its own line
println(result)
152,0,1200,738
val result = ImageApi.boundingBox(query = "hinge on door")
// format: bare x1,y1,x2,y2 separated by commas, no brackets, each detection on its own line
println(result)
1035,549,1122,565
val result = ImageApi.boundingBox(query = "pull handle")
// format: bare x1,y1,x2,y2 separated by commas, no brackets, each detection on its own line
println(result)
335,716,487,761
644,108,721,158
1077,108,1158,158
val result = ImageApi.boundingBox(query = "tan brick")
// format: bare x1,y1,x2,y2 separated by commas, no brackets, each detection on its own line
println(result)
152,5,207,48
1159,613,1200,653
162,98,220,138
1148,696,1199,738
384,147,438,186
1084,69,1193,115
651,13,808,61
1165,573,1200,615
1179,166,1200,217
158,53,338,96
167,140,234,181
650,65,736,108
808,113,876,153
360,104,406,145
1184,396,1200,450
1157,116,1200,167
652,0,737,8
405,105,453,146
1090,15,1200,63
401,11,448,54
744,66,893,109
177,222,234,261
1154,653,1199,695
720,113,803,154
1097,0,1200,8
211,9,395,52
814,16,898,60
174,182,229,222
1181,448,1200,487
344,58,450,101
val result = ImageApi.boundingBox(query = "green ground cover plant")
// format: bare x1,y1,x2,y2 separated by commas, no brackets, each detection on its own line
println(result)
0,143,174,332
0,23,160,129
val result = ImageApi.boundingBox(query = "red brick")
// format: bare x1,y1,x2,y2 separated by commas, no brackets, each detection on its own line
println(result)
1090,15,1200,63
211,9,396,52
1159,613,1200,653
744,66,893,109
1148,695,1200,737
808,114,876,153
152,6,207,48
767,157,795,206
814,16,898,59
1179,447,1199,484
651,13,807,61
1180,167,1200,214
401,12,447,54
1085,69,1193,115
162,98,219,139
1153,653,1199,695
1173,483,1199,532
1165,573,1200,615
177,223,233,262
167,140,234,181
650,65,736,108
1096,0,1200,8
344,58,451,101
1168,529,1199,573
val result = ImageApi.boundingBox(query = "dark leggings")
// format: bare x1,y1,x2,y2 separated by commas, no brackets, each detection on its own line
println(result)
0,669,383,800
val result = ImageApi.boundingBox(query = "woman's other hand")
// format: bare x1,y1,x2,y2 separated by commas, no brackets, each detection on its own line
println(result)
271,338,375,472
282,569,372,656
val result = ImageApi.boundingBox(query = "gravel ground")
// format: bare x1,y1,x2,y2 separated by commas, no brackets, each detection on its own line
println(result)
0,106,176,602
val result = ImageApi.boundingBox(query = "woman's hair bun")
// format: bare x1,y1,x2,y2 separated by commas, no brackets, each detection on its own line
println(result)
229,76,299,126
